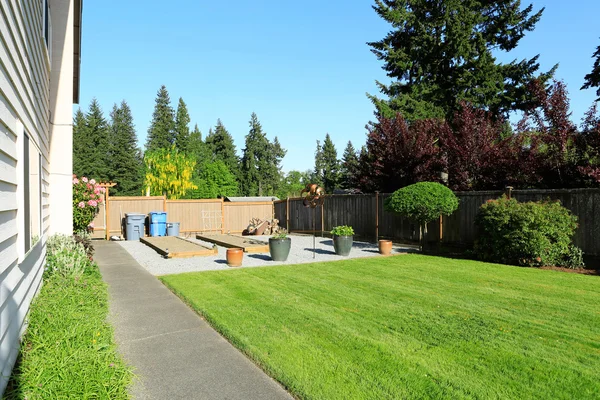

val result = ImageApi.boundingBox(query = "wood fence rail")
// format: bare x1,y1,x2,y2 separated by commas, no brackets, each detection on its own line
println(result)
274,188,600,256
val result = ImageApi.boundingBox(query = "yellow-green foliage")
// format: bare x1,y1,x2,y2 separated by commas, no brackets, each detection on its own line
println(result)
144,146,197,199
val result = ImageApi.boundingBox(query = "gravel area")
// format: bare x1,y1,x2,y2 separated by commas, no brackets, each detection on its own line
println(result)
117,234,413,276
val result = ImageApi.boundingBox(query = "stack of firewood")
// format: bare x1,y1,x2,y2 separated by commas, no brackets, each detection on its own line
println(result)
243,218,283,236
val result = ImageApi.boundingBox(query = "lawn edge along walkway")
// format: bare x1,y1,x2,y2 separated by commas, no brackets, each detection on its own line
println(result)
94,241,292,400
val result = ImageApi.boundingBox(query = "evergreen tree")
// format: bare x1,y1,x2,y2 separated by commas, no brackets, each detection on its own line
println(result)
74,99,110,181
368,0,554,121
205,119,240,181
581,40,600,101
72,108,88,178
146,85,175,151
240,113,287,196
268,136,287,195
174,97,191,152
187,124,211,166
108,101,143,196
340,141,360,189
321,134,340,193
312,140,324,186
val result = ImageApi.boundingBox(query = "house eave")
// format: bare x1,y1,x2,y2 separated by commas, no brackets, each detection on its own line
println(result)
73,0,82,104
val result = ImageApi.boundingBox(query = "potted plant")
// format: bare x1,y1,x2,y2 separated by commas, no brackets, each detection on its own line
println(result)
331,225,354,256
269,232,291,261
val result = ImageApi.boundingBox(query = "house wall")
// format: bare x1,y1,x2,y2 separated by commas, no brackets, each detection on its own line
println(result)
0,0,76,393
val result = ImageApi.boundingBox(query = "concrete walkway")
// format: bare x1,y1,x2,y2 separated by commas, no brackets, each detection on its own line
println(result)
94,241,292,400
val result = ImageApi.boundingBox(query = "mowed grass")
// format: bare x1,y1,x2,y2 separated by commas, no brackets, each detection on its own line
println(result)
161,255,600,400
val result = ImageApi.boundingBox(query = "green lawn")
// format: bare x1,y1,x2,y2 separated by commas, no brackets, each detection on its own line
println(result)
161,255,600,400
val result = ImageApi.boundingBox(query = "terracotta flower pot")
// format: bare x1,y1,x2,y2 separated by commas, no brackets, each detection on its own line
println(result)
226,248,243,267
378,240,393,255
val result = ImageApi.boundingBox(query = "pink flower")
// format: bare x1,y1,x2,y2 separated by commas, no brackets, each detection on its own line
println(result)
88,200,97,207
94,188,100,194
88,222,95,228
82,177,88,183
73,178,79,184
100,188,106,193
90,179,96,185
78,201,85,208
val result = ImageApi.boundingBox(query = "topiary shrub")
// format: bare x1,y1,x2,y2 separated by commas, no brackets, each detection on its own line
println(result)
474,196,584,268
385,182,459,249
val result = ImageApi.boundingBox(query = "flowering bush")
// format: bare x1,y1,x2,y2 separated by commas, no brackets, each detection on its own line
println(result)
73,175,104,233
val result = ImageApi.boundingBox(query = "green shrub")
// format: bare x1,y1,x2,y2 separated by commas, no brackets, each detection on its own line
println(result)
474,196,584,268
331,226,354,236
46,234,95,279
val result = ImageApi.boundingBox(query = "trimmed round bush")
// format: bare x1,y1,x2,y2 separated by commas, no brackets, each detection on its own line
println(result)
385,182,459,231
475,196,584,268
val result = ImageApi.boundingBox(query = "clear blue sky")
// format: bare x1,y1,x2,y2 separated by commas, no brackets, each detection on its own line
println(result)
77,0,600,172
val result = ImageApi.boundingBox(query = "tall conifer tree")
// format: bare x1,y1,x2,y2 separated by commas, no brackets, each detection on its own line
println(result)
174,97,191,152
582,41,600,101
240,113,286,196
368,0,554,120
74,99,110,180
146,85,175,151
205,119,240,182
321,134,340,193
108,101,143,196
72,108,88,177
187,124,210,166
340,141,359,189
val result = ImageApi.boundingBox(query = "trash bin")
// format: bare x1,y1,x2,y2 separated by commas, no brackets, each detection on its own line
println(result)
125,213,146,241
167,222,180,237
149,211,167,237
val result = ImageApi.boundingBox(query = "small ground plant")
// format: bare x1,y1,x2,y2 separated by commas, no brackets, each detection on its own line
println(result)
475,196,584,268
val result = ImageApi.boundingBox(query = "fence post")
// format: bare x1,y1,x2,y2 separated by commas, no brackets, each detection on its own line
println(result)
105,190,110,241
163,196,167,212
220,198,225,234
321,202,324,237
286,197,290,232
505,186,514,199
375,192,379,242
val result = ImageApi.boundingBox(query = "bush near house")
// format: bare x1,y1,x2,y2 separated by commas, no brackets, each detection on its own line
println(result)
475,196,584,268
4,235,131,399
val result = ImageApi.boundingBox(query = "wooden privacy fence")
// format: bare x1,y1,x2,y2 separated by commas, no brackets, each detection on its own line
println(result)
274,188,600,256
91,197,275,239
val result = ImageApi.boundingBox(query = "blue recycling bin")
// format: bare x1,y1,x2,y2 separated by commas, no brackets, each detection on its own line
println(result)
149,211,167,237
